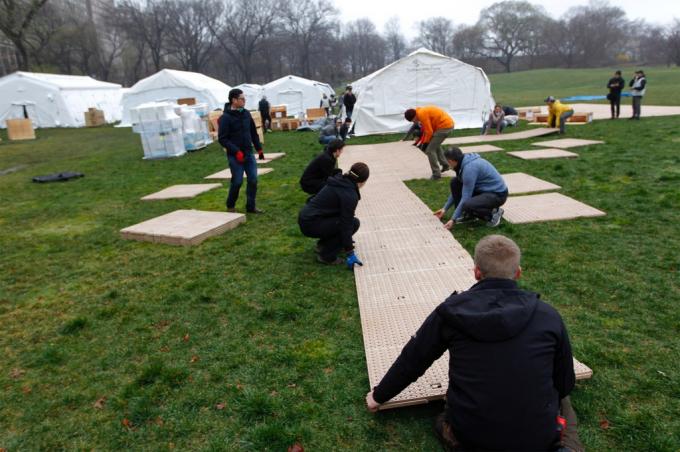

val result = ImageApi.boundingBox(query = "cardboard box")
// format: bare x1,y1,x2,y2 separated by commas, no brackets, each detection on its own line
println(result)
306,107,326,121
251,110,263,128
270,105,287,119
84,108,106,127
6,118,35,140
178,97,196,106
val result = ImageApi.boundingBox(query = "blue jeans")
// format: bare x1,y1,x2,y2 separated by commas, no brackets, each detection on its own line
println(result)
227,152,257,211
559,110,574,134
319,135,335,145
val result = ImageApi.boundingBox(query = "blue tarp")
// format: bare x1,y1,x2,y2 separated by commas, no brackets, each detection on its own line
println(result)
561,93,632,102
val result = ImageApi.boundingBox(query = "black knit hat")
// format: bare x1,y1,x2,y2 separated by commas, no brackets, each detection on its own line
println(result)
404,108,416,121
348,162,369,183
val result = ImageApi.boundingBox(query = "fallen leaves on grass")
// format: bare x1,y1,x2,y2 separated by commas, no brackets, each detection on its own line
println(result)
159,346,170,353
215,402,226,410
287,443,304,452
190,355,199,363
153,416,164,426
599,418,611,430
122,418,133,429
10,368,25,379
21,385,32,394
182,334,190,342
93,396,107,409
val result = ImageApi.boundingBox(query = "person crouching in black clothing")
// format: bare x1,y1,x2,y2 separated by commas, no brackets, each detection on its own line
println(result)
300,139,345,195
607,70,625,119
298,162,369,268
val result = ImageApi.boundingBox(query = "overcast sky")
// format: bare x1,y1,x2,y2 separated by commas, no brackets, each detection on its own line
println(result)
337,0,680,38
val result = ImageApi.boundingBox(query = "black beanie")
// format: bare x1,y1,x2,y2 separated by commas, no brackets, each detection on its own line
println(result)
404,109,416,121
348,162,369,183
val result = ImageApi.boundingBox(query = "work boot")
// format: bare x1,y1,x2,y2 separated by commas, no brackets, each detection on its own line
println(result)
430,174,442,180
246,208,265,214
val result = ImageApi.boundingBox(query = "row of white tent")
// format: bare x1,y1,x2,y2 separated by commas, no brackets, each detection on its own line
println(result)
0,49,494,135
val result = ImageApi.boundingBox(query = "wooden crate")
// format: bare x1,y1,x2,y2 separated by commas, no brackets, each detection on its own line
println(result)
270,105,287,119
534,112,592,124
178,97,196,106
6,118,36,140
84,108,106,127
208,110,222,139
306,107,326,121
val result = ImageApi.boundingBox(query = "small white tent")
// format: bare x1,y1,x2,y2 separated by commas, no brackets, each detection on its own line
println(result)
121,69,231,125
0,71,122,128
350,48,495,136
233,83,264,111
263,75,334,117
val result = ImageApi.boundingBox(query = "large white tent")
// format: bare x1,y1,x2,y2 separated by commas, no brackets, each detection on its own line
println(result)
233,83,264,111
121,69,231,125
350,48,495,136
263,75,334,117
0,71,122,128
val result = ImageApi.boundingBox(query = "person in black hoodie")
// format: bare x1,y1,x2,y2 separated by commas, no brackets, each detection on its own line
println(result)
343,86,357,119
298,162,369,267
219,88,264,214
606,70,625,119
300,139,344,195
366,235,583,452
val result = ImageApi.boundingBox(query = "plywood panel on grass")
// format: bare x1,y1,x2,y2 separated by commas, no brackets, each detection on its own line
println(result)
141,184,221,200
532,138,604,148
442,127,558,146
502,172,561,194
459,144,504,153
508,149,579,160
204,167,273,180
256,152,286,164
120,209,245,246
503,193,605,224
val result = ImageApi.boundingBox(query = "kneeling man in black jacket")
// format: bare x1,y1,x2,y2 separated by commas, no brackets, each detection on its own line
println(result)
366,235,584,452
298,162,368,268
300,139,344,195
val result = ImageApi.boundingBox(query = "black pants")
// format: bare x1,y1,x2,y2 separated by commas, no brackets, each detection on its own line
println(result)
299,216,360,261
450,177,507,221
609,94,621,118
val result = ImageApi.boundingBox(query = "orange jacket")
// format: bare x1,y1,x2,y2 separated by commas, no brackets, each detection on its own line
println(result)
415,106,454,144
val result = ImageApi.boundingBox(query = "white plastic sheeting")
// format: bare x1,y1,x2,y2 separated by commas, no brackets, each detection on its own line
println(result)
121,69,231,126
0,71,122,128
263,75,334,117
350,48,495,136
233,83,264,111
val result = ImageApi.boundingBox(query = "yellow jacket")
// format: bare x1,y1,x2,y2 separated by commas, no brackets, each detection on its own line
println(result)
547,101,574,127
416,106,454,143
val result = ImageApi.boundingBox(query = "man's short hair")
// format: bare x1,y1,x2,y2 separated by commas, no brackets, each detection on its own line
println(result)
474,235,521,279
327,139,345,153
444,147,463,162
228,88,243,103
404,109,416,121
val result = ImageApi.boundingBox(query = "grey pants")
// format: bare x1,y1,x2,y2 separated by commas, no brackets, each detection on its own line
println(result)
632,96,642,118
425,127,453,176
559,110,574,134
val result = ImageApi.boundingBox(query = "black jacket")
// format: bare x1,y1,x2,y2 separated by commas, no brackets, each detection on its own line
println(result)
298,174,360,251
607,76,625,94
343,92,356,109
258,99,270,115
218,108,262,157
502,106,517,116
300,151,341,195
373,278,575,451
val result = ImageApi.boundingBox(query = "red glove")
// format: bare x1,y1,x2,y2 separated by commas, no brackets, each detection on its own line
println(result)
235,150,245,164
258,149,265,160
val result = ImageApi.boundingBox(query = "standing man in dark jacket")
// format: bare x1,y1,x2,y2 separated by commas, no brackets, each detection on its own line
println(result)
300,139,344,195
343,86,357,119
219,88,264,214
258,95,271,131
366,235,583,452
298,162,369,267
607,70,625,119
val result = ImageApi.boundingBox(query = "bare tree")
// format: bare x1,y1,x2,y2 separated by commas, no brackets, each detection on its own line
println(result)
416,17,455,56
117,0,173,72
565,1,627,67
478,0,547,72
166,0,219,72
541,17,579,68
344,19,386,78
0,0,49,70
384,16,406,62
668,19,680,66
281,0,339,78
452,24,485,60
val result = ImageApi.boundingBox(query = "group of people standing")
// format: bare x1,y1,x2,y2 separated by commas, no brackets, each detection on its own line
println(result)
607,69,647,120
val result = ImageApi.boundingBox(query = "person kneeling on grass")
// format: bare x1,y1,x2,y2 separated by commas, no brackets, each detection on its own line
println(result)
298,162,369,268
299,139,344,195
366,235,584,452
433,148,507,229
545,96,574,135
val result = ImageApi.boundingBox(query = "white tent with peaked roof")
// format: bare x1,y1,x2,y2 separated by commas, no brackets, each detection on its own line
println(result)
350,48,495,136
233,83,264,111
0,71,122,128
263,75,334,117
120,69,231,125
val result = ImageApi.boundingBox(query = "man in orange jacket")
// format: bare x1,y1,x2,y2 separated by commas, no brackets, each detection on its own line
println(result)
405,106,455,179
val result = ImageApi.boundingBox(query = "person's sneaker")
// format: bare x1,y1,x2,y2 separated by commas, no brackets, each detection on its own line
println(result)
316,255,343,265
487,207,504,227
227,207,236,213
430,174,442,180
246,208,265,214
441,164,450,172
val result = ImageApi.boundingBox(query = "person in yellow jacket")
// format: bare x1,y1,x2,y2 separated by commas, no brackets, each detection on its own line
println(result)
405,106,455,179
544,96,574,134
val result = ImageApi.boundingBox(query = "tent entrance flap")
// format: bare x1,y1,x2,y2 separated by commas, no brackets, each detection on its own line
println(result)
277,90,303,117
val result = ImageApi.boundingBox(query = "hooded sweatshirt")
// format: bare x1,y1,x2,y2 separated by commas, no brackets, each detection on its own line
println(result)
373,278,575,451
218,108,262,157
443,153,508,220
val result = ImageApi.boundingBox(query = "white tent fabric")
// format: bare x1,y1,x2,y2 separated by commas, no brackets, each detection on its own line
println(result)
0,71,122,128
233,83,264,111
350,48,495,136
121,69,231,125
263,75,334,117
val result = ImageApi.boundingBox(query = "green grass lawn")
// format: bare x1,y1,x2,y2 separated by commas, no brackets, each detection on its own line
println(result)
489,65,680,107
1,116,679,451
